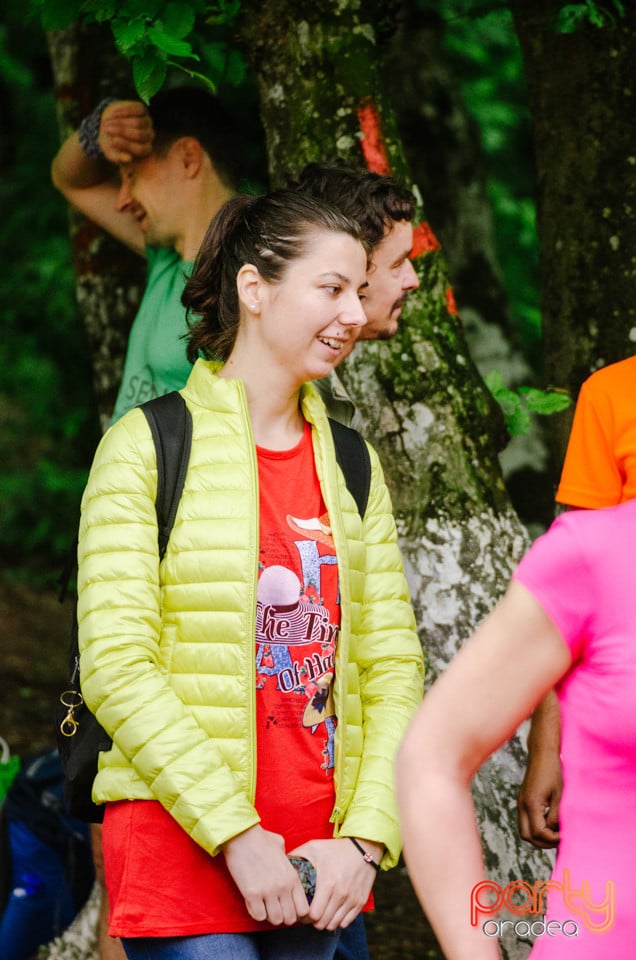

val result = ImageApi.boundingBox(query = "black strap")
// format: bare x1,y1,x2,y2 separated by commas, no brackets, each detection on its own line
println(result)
140,392,193,559
328,418,371,519
141,397,367,547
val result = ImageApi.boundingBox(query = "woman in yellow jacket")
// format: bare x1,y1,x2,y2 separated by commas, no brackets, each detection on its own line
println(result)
77,190,424,960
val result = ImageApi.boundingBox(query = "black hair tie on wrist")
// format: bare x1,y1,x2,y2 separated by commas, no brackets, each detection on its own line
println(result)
349,836,381,872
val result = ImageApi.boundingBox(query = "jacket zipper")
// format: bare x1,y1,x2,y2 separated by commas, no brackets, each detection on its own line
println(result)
308,403,349,831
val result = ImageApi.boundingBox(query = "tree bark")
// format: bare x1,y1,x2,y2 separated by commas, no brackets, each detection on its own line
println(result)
239,2,550,956
47,22,145,432
510,0,636,473
383,1,554,531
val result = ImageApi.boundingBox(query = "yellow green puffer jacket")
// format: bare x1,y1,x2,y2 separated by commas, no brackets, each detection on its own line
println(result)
77,359,423,869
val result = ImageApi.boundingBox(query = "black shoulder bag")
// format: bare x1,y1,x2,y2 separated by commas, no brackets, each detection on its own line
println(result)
54,393,192,822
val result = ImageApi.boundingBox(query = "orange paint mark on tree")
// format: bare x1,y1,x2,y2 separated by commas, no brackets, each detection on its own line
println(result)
445,286,458,316
411,221,441,258
357,99,391,174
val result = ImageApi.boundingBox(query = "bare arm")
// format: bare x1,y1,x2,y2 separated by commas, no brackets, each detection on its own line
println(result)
396,582,572,960
51,100,154,257
517,690,562,847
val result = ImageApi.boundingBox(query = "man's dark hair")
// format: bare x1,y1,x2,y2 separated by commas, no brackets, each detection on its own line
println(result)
148,86,243,190
293,161,417,250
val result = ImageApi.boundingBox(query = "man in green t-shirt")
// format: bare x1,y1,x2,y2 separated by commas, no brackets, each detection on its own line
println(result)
52,86,242,424
52,86,244,960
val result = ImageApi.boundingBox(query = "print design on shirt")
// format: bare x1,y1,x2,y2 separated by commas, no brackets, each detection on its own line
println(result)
256,513,339,772
123,364,159,407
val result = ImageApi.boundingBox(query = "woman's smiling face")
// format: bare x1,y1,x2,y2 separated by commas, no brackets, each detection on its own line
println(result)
252,229,368,384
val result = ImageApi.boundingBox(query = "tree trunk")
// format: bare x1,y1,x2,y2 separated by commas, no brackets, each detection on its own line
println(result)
510,0,636,473
47,22,145,432
42,24,145,960
383,1,554,531
239,2,550,956
385,4,515,339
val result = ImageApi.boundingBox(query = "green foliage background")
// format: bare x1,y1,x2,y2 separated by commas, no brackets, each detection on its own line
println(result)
434,1,541,360
0,0,100,582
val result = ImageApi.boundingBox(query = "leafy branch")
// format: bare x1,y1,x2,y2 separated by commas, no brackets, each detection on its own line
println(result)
28,0,239,100
485,370,571,438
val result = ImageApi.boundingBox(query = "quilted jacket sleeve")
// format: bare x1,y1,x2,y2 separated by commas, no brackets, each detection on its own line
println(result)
77,409,260,856
338,442,424,868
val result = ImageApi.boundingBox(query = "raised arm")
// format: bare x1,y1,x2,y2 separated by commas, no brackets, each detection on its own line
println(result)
51,99,154,257
396,581,572,960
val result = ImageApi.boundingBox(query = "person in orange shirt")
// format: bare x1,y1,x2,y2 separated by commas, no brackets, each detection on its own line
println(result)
517,354,636,848
556,355,636,508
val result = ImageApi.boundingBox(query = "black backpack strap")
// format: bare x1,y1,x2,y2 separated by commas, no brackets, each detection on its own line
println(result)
140,392,193,559
328,418,371,519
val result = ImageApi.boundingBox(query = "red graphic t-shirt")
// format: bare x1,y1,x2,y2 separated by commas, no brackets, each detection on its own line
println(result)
104,421,341,937
255,420,339,849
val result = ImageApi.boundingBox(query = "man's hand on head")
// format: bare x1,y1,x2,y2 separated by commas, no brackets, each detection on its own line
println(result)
99,101,154,165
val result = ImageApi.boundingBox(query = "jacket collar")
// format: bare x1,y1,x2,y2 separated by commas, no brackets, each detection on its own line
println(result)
183,358,330,430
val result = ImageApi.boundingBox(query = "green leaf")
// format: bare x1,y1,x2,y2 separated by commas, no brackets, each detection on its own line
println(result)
519,387,572,415
132,49,167,102
554,5,588,33
486,377,529,437
486,372,571,437
161,2,196,39
498,392,522,422
112,17,147,53
484,369,505,395
506,404,532,438
148,24,195,58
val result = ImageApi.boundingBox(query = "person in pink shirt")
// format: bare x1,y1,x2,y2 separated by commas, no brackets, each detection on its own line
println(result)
518,355,636,850
396,499,636,958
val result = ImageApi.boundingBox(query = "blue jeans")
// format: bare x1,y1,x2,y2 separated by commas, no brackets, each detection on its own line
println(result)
335,915,369,960
122,926,341,960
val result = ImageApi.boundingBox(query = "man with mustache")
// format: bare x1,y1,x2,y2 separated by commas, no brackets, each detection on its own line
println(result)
293,161,419,432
